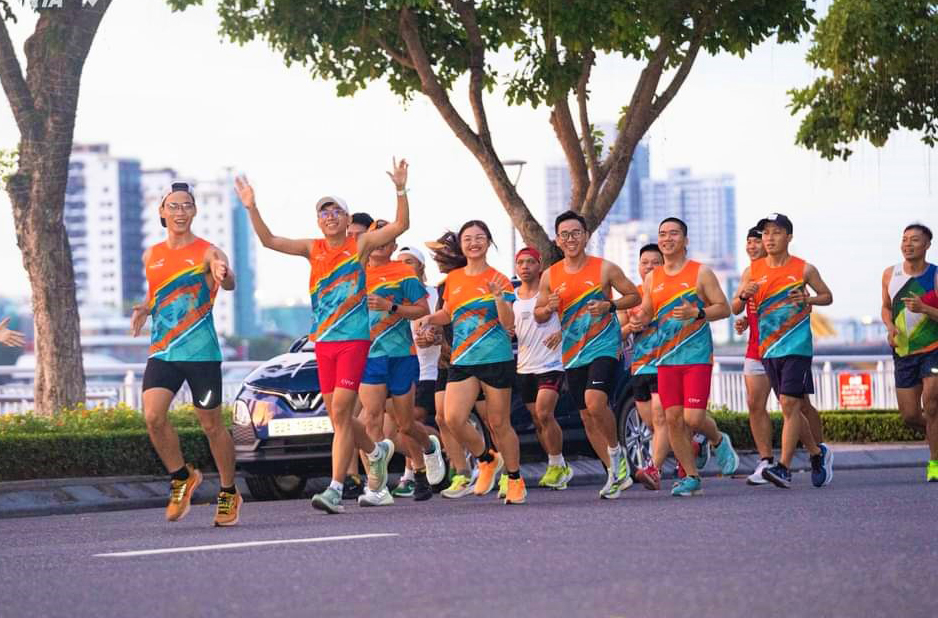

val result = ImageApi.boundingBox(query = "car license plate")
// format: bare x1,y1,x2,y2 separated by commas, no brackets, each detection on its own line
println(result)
267,416,333,437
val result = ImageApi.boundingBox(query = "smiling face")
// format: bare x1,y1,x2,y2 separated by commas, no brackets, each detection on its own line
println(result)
556,219,588,258
400,253,425,279
317,203,349,238
348,222,368,239
460,225,490,260
760,222,791,256
160,190,196,235
746,235,767,261
657,221,686,258
901,228,931,261
515,254,541,283
638,249,663,280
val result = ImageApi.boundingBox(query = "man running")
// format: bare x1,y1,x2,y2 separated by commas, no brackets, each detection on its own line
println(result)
624,243,668,491
732,225,774,485
233,159,409,514
739,213,833,489
130,181,241,526
357,225,444,506
513,247,572,490
882,223,938,481
535,210,640,499
638,217,740,497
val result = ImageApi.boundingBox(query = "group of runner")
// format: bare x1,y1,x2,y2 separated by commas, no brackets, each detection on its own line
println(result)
126,159,938,527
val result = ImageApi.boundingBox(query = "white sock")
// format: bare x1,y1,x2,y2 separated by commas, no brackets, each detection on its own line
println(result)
548,454,565,468
402,467,415,482
329,480,343,493
607,445,620,460
367,443,382,461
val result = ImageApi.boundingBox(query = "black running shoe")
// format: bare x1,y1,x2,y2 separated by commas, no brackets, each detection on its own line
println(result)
414,471,433,502
342,474,365,500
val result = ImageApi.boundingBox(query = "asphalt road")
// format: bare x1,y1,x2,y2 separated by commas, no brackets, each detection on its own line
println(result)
1,467,935,618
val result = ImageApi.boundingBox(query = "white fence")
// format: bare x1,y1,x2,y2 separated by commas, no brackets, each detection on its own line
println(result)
0,355,897,415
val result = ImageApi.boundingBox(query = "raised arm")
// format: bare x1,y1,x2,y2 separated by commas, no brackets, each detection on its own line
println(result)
204,245,236,292
731,266,755,315
358,158,410,259
234,176,312,258
697,265,731,321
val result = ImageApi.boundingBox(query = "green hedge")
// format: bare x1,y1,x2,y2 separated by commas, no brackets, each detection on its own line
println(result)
0,404,228,436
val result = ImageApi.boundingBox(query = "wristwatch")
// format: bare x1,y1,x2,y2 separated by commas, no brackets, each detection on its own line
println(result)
390,303,399,314
696,307,706,320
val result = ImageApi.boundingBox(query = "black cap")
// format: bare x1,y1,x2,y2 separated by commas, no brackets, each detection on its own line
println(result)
757,213,793,234
747,226,762,240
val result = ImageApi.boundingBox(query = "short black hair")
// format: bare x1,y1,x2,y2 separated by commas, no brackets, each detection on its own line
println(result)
905,223,933,242
351,212,374,228
639,243,662,258
659,217,687,236
555,210,587,233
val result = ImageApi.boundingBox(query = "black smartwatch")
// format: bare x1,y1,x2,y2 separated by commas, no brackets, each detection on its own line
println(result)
390,303,399,314
696,307,706,320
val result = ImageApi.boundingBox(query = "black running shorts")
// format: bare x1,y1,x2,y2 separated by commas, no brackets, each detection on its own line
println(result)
143,358,223,410
565,356,619,410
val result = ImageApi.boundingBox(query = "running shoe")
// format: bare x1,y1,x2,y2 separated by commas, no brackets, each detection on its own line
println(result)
473,451,504,496
599,473,621,500
713,432,740,475
391,479,415,498
694,435,710,471
671,475,703,497
504,477,527,504
213,489,243,527
358,487,394,507
635,464,661,491
165,464,202,522
821,442,834,486
811,443,833,487
762,463,792,489
342,474,365,500
368,439,395,492
497,474,508,499
928,460,938,482
614,447,634,491
311,487,345,514
441,474,474,499
541,464,574,490
413,472,433,502
423,435,446,486
747,459,772,486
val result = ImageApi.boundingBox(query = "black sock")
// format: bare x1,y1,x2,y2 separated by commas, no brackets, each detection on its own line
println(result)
690,475,701,480
415,470,428,482
507,470,521,480
763,456,775,464
477,451,494,463
220,485,236,494
170,465,190,481
777,463,789,472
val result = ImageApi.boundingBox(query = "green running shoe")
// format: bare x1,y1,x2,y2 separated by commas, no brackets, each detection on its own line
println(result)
497,474,508,499
311,487,344,514
927,460,938,482
368,439,395,492
614,448,633,491
441,474,474,499
391,479,415,498
540,464,574,490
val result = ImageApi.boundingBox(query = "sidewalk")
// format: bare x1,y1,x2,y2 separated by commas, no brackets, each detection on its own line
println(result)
0,443,930,519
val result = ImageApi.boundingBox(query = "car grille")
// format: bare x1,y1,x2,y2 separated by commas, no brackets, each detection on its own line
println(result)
231,424,256,445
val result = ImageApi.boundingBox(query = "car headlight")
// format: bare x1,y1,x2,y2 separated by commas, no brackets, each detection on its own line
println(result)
233,399,251,426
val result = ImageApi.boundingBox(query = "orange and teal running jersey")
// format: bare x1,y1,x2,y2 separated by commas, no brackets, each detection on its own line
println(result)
366,260,427,358
308,235,369,343
145,237,221,361
751,256,812,358
649,260,713,366
630,287,659,376
443,266,515,366
547,256,621,369
888,262,938,357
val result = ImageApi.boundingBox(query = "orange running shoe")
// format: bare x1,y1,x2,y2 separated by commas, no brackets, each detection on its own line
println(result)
504,477,527,504
473,451,504,496
165,464,202,522
213,489,243,527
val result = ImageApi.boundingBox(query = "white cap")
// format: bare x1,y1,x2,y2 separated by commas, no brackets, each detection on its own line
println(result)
397,246,426,266
315,195,349,213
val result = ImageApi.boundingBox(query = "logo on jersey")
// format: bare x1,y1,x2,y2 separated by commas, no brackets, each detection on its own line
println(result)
148,259,165,270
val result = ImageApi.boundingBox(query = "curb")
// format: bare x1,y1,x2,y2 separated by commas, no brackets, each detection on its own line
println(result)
0,444,929,519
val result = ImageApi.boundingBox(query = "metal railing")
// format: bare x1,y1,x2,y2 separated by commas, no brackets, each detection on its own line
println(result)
0,355,898,415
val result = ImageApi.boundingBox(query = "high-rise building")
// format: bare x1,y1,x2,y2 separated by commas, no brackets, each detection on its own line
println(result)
141,168,257,337
601,221,658,284
64,144,145,315
639,167,737,272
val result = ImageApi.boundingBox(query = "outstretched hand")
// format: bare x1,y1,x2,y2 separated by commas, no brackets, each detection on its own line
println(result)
387,157,408,190
130,304,148,337
234,176,256,209
0,317,25,347
734,316,748,335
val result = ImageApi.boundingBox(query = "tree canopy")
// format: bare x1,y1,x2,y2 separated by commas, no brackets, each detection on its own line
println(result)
790,0,938,160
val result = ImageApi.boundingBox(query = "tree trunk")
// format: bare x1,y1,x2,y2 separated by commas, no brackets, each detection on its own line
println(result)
0,1,111,414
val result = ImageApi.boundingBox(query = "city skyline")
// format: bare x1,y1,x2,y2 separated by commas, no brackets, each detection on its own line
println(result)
0,1,936,325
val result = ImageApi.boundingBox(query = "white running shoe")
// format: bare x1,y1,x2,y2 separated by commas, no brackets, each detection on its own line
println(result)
599,472,621,500
424,435,446,486
358,487,394,507
747,459,771,485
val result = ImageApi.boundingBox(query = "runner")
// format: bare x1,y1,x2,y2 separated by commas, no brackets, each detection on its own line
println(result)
130,181,242,526
624,243,668,491
740,213,833,489
535,210,641,499
731,225,774,485
638,217,740,497
416,220,526,504
356,226,445,506
881,223,938,481
513,247,572,490
349,212,375,237
0,317,24,347
233,159,410,514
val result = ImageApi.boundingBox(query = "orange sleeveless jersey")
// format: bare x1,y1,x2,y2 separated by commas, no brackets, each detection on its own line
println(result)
649,260,713,366
750,255,812,358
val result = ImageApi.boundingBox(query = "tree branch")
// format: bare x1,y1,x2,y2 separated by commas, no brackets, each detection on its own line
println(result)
447,0,493,147
576,49,598,182
546,41,588,212
375,35,415,69
0,19,35,138
648,17,707,125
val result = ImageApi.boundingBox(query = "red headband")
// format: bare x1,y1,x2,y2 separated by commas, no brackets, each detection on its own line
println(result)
515,247,541,262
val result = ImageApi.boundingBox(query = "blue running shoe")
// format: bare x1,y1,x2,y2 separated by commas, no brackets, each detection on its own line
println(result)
694,434,710,471
671,476,703,497
714,432,740,475
811,443,834,487
762,463,791,488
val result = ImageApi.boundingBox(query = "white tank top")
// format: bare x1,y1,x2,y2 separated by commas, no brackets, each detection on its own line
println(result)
513,292,563,374
412,284,441,381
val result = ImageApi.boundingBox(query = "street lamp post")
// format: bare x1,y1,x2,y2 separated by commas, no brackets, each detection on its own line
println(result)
502,159,527,260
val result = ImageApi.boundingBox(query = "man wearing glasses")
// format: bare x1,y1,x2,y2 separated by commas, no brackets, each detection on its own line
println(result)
131,182,242,526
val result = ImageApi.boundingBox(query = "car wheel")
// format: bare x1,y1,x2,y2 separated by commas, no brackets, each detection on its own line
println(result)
617,397,652,474
244,474,308,501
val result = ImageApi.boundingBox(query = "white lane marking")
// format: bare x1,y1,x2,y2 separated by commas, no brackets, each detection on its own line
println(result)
94,533,399,558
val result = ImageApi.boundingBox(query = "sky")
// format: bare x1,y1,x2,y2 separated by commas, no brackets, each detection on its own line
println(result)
0,0,935,321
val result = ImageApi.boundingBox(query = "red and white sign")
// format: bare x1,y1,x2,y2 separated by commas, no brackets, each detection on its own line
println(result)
838,373,872,409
